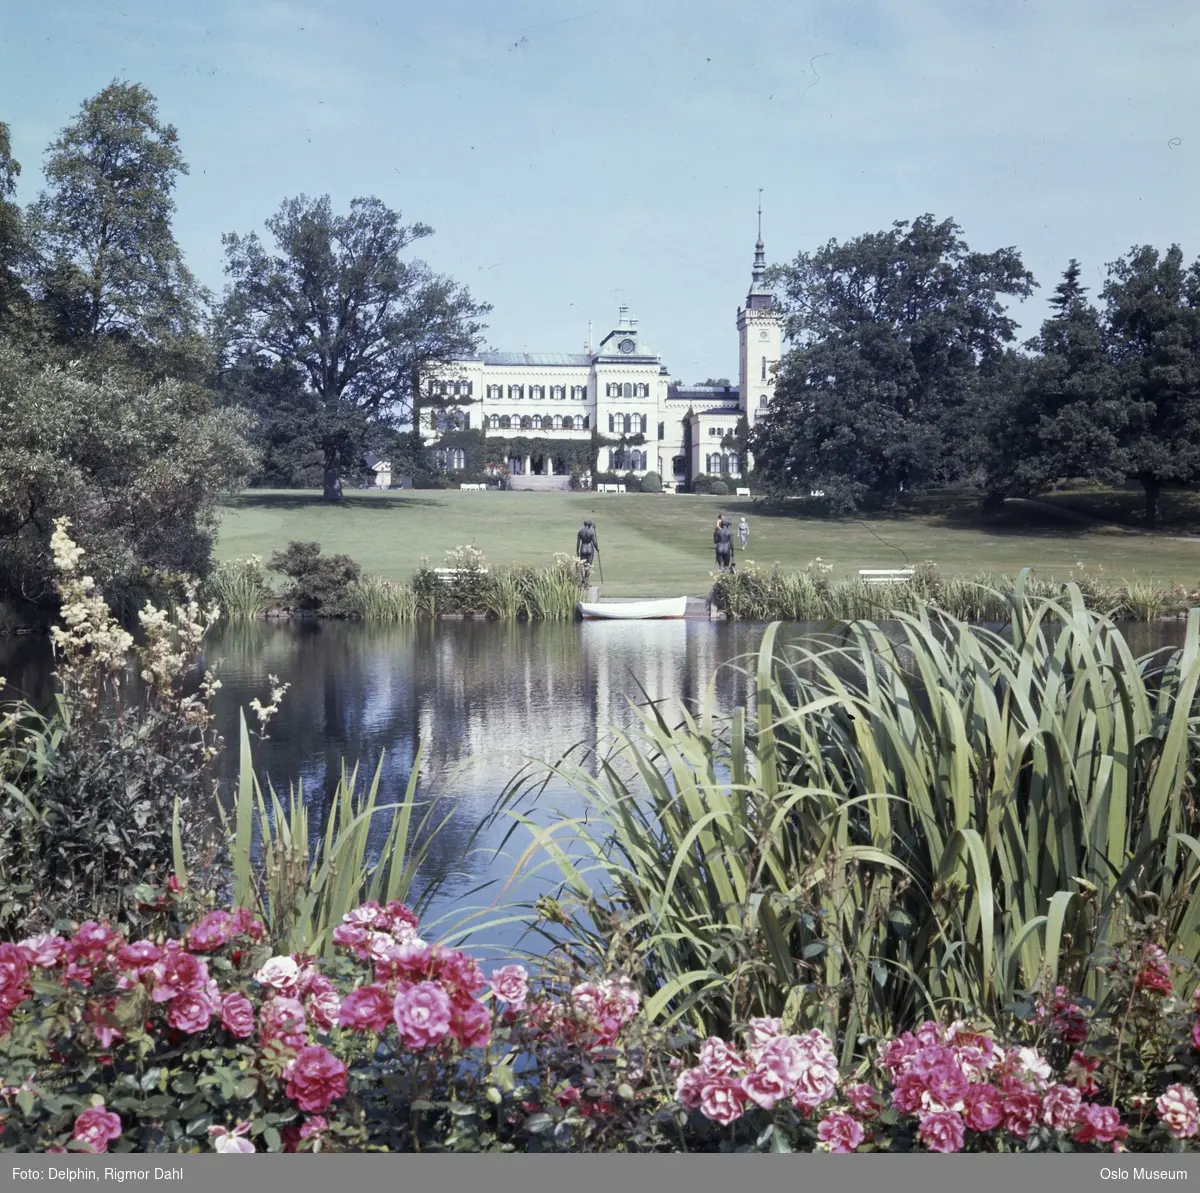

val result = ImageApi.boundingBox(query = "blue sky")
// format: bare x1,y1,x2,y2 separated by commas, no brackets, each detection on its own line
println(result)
2,0,1197,381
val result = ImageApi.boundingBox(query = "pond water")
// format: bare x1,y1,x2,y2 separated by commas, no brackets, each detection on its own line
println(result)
0,617,1187,961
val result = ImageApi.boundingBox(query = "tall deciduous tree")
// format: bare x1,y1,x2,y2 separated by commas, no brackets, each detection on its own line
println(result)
1103,245,1200,525
27,81,199,347
219,194,489,501
750,215,1034,508
0,120,27,328
986,260,1125,497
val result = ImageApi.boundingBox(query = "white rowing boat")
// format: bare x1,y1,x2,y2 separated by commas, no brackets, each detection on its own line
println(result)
577,597,688,620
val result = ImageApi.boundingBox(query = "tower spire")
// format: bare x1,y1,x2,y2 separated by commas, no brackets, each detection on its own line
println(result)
751,189,767,287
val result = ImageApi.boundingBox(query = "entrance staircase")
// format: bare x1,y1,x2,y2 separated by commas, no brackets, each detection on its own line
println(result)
507,474,572,492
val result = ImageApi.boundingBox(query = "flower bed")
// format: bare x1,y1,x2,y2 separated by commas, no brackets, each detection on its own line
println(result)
2,893,1199,1153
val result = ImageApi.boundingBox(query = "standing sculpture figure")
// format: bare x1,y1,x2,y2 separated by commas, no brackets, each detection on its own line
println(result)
738,517,749,551
714,518,734,572
576,519,599,584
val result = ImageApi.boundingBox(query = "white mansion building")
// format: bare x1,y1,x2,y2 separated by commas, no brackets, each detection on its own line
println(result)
422,229,781,488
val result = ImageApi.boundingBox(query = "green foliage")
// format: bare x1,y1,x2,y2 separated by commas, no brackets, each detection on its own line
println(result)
501,586,1200,1044
410,547,583,621
348,575,418,623
988,261,1126,500
0,524,222,932
26,80,200,347
224,714,449,955
0,119,27,328
0,345,256,611
267,541,361,617
1103,245,1200,525
752,214,1035,509
640,471,662,494
202,556,275,621
709,480,729,496
220,194,489,501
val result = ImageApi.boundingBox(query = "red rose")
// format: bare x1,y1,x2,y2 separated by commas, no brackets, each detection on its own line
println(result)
220,992,255,1038
285,1045,348,1113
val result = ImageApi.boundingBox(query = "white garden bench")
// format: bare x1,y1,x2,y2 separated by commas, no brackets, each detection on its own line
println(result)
858,568,914,586
735,487,751,498
458,483,486,491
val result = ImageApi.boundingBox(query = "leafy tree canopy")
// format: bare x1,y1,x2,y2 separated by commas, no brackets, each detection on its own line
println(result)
1103,244,1200,524
750,214,1035,509
0,120,27,328
26,81,200,349
219,194,489,499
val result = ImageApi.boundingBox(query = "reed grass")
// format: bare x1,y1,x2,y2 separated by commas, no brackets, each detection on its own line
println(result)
222,712,456,955
350,575,419,622
202,557,274,621
712,561,1180,623
496,574,1200,1052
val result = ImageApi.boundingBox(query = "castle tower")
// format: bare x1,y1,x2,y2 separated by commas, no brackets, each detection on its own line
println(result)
736,195,782,446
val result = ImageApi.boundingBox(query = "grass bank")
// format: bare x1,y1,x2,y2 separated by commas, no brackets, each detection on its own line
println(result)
215,489,1200,599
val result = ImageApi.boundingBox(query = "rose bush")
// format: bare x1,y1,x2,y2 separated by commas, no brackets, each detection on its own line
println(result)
3,893,1200,1154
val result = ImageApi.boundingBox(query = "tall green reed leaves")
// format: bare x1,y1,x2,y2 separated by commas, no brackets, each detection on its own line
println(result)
497,576,1200,1053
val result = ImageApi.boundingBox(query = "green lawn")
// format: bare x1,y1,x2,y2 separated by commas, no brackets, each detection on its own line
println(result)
214,489,1200,598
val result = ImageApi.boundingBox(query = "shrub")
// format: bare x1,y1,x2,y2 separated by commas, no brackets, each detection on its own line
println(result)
347,575,417,623
267,542,361,617
0,520,222,933
709,480,729,496
640,471,662,494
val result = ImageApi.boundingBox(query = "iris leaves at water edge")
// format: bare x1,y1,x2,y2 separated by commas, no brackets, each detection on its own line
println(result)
222,712,453,956
498,576,1200,1047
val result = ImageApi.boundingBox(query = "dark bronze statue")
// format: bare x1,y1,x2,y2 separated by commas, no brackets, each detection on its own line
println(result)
714,518,734,572
576,520,599,582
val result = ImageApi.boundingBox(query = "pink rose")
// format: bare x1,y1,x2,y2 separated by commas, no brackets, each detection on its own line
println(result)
285,1045,348,1112
68,922,117,962
963,1083,1004,1132
1003,1087,1042,1138
451,998,492,1049
150,951,208,1002
220,992,255,1038
742,1063,791,1110
188,911,233,953
1074,1104,1127,1146
434,949,488,999
254,955,301,994
339,985,393,1033
344,903,389,929
376,941,432,983
209,1122,255,1153
844,1083,881,1116
919,1110,965,1153
331,923,370,954
299,1115,328,1140
393,981,453,1049
1042,1083,1083,1132
1193,1020,1200,1053
696,1036,744,1078
116,941,162,973
675,1067,706,1110
490,965,529,1009
1136,945,1173,996
745,1016,782,1060
168,988,216,1034
260,996,308,1050
17,934,66,969
1064,1051,1100,1096
1156,1084,1200,1139
699,1076,745,1125
230,908,264,941
817,1109,865,1153
305,975,341,1031
792,1055,839,1110
0,945,30,1013
72,1104,123,1153
384,902,420,931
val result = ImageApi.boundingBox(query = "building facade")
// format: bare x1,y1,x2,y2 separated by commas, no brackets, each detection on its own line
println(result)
422,229,781,488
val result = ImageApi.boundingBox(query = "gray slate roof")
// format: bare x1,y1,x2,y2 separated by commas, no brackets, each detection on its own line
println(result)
667,385,741,402
479,352,593,367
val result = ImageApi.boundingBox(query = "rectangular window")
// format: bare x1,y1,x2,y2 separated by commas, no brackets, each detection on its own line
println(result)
657,422,664,441
761,357,767,381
